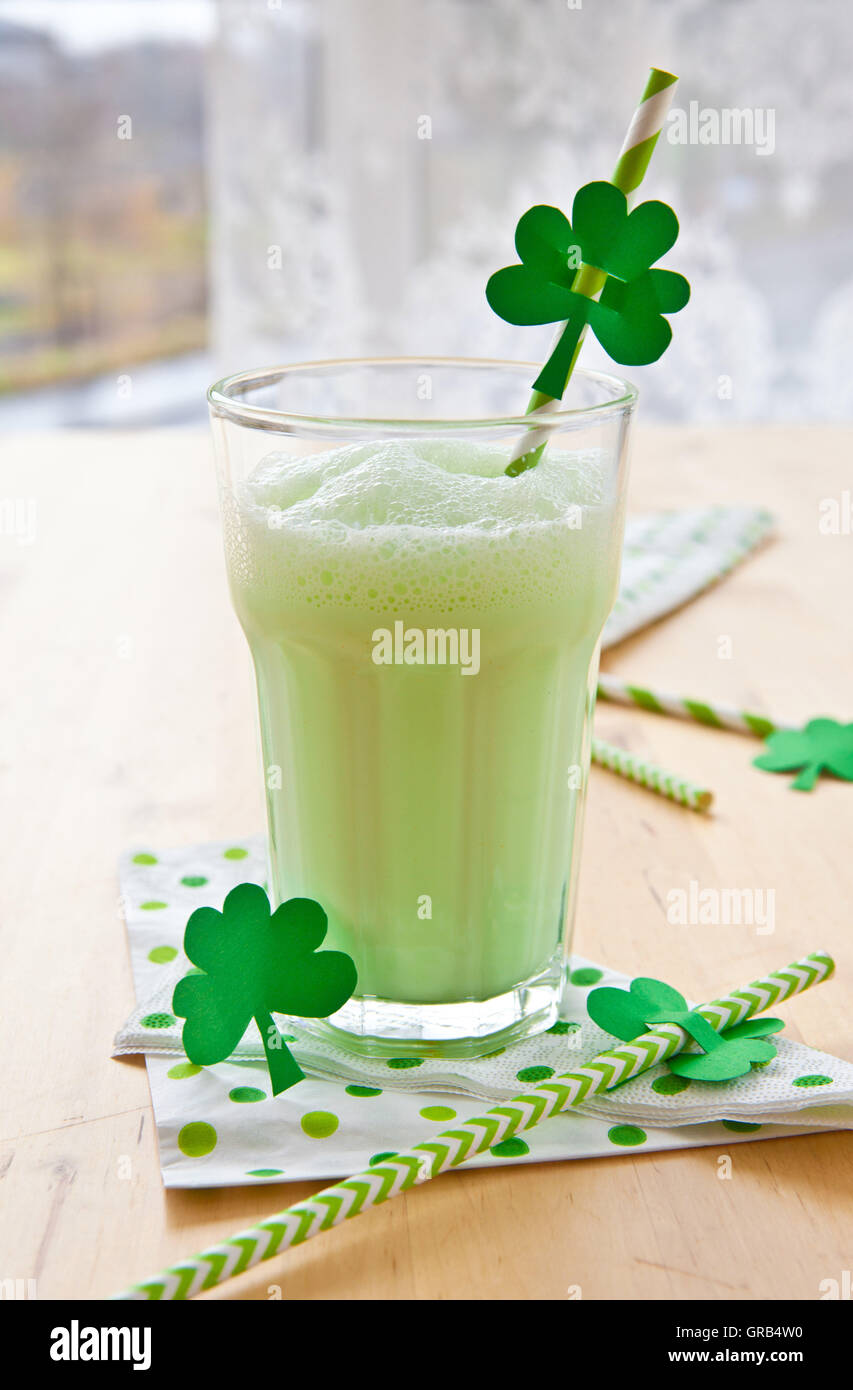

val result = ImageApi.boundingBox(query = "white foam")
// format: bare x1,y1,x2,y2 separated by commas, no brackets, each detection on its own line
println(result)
226,439,621,617
244,439,607,530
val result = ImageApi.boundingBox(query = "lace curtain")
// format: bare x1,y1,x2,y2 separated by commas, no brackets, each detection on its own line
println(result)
209,0,853,420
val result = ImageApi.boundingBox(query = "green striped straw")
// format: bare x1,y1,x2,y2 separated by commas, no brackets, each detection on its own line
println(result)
508,66,678,475
591,735,713,812
596,673,788,739
113,950,833,1301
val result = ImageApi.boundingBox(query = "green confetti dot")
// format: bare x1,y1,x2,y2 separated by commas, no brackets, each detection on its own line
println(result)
722,1120,762,1133
792,1073,833,1088
247,1169,283,1178
140,1012,175,1029
177,1121,217,1157
386,1057,424,1069
181,874,208,888
147,945,178,964
370,1151,397,1166
419,1105,457,1122
301,1110,339,1138
223,847,249,860
490,1137,530,1158
547,1020,580,1035
132,852,158,865
652,1073,691,1096
570,967,603,986
140,900,167,911
608,1125,647,1147
229,1086,266,1104
516,1065,554,1083
345,1085,382,1097
167,1062,201,1080
280,1034,296,1043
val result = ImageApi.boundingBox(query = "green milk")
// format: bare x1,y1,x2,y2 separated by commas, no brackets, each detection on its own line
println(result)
226,437,624,1022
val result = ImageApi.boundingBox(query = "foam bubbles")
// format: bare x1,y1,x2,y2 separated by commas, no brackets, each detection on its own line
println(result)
227,438,620,618
244,439,606,530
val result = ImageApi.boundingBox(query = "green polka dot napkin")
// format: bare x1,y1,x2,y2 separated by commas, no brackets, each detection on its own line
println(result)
603,505,773,647
115,839,853,1189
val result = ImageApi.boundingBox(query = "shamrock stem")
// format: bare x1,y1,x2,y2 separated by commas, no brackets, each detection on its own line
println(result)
532,317,586,400
254,1012,305,1095
679,1012,725,1054
791,763,821,791
510,261,608,476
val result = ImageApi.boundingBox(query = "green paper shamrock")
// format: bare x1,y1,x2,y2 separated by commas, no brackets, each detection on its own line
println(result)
486,181,690,398
587,976,784,1083
172,884,357,1095
753,718,853,791
668,1017,782,1081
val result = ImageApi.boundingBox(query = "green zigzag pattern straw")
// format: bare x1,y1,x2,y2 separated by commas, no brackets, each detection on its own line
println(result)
590,735,713,812
114,950,833,1301
596,673,790,740
509,66,679,472
610,66,679,195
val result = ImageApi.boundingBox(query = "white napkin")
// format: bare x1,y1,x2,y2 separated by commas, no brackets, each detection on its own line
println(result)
114,836,852,1189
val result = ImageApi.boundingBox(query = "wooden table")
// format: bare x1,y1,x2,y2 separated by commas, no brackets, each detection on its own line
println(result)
2,425,851,1301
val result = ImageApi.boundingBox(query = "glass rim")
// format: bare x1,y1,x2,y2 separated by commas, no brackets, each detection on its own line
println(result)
207,357,639,433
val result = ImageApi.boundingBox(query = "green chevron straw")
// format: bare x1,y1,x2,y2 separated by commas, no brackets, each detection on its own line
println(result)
114,950,833,1301
597,673,787,739
591,735,713,812
509,66,678,474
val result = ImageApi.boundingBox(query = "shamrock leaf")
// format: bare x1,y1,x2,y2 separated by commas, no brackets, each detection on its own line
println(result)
668,1035,778,1082
172,884,357,1095
753,718,853,791
587,976,690,1040
721,1017,785,1042
486,180,690,398
587,976,785,1084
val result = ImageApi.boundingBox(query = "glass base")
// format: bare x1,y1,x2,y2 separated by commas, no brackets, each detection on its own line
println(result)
299,955,566,1059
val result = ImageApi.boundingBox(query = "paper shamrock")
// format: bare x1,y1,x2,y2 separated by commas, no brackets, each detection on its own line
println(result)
486,181,690,398
753,717,853,791
172,884,357,1095
587,976,784,1082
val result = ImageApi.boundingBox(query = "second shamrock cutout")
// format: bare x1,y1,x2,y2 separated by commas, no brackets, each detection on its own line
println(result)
587,975,784,1082
754,717,853,791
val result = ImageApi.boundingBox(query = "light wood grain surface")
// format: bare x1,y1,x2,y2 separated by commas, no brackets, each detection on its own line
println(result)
2,424,851,1302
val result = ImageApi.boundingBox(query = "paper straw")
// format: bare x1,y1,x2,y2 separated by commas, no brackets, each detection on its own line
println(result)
113,950,833,1300
508,67,678,474
596,673,789,739
591,735,713,812
610,66,680,194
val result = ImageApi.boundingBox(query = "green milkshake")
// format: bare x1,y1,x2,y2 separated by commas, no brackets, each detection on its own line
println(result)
223,433,626,1032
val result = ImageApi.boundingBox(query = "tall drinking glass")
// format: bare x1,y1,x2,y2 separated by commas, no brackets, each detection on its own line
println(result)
208,359,636,1056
